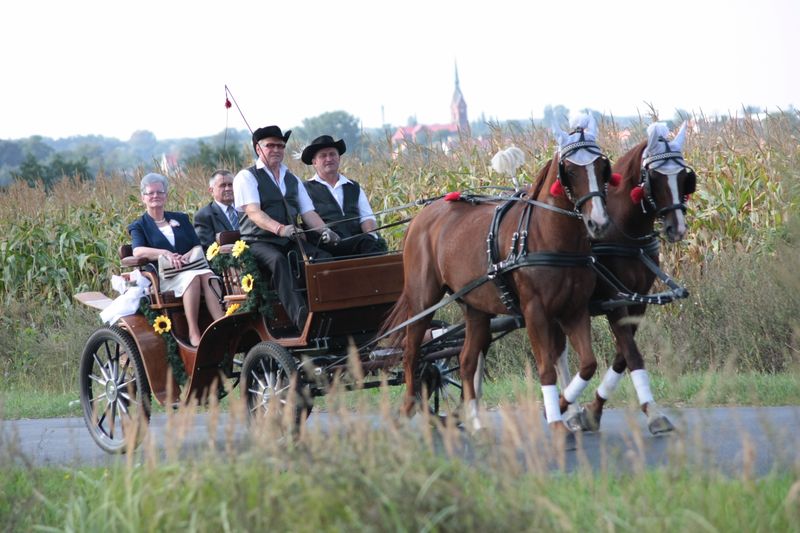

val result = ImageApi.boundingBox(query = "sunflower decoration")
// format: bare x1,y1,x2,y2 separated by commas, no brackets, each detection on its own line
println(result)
231,239,249,258
225,303,241,316
206,242,220,261
153,314,172,334
241,273,255,293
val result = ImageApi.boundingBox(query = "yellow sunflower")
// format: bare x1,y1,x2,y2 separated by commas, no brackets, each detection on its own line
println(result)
241,273,255,293
232,239,249,258
206,242,220,261
153,314,172,334
225,303,241,316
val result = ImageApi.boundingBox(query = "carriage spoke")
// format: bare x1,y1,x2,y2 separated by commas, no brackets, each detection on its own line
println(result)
90,393,108,404
93,352,111,383
88,372,107,387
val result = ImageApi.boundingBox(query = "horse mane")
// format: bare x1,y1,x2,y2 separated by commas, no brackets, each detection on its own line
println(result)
529,158,553,199
613,141,646,186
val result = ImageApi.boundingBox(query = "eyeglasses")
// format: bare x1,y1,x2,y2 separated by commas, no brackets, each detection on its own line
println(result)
143,190,166,197
260,142,286,150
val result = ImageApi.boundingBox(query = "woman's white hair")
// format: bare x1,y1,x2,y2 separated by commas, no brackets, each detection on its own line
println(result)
140,172,169,194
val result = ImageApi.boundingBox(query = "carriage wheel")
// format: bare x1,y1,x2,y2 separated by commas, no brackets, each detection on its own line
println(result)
241,341,312,428
415,320,464,419
78,326,152,454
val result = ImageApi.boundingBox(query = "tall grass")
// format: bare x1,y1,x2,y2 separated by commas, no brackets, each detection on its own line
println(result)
2,391,799,531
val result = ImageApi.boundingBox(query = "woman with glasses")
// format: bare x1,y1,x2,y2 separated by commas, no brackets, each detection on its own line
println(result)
129,172,224,347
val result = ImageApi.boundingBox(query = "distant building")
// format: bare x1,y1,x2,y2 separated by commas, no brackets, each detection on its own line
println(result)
392,63,470,153
160,152,181,176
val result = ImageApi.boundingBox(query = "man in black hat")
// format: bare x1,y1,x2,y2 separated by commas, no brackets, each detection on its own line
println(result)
233,125,338,331
302,135,387,257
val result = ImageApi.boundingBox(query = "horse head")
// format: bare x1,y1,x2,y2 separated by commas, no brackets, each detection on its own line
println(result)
635,121,695,242
552,113,612,239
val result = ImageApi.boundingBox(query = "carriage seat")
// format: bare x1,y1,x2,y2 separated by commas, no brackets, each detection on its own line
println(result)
214,231,252,306
118,244,183,310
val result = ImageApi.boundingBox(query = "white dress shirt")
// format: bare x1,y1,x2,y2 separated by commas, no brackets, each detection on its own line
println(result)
233,159,315,214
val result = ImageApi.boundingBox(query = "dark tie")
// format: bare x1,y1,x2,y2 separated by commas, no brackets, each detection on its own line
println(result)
227,206,239,230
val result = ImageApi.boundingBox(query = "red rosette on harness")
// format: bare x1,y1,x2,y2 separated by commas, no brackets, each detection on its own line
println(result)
550,180,565,197
444,191,462,202
610,172,622,187
630,185,645,204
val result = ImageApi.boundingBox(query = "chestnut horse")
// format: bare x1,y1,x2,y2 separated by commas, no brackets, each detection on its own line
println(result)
556,121,695,434
382,115,612,448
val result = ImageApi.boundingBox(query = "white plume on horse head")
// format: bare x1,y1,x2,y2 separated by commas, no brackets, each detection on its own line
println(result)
646,121,689,155
554,112,598,150
491,146,525,190
554,111,601,166
645,121,689,173
569,112,598,139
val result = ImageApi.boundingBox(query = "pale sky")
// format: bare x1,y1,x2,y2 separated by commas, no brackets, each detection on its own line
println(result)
1,0,796,141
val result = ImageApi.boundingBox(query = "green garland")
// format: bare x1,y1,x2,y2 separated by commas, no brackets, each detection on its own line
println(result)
206,240,275,319
138,298,188,386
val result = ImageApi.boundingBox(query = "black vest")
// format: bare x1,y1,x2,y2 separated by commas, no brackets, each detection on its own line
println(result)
305,179,364,238
239,166,301,245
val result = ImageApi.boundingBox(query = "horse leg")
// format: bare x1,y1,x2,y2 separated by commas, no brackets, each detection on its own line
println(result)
460,306,491,433
580,311,629,430
402,316,431,417
524,311,578,450
556,311,599,444
591,309,674,435
554,341,588,432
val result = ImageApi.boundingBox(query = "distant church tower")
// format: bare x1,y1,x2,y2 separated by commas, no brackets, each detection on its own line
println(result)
451,63,470,133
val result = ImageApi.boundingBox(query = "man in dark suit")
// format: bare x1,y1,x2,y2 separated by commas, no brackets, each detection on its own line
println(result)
194,169,238,249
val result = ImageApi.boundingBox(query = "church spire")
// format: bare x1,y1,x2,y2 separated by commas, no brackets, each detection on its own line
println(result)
451,61,469,133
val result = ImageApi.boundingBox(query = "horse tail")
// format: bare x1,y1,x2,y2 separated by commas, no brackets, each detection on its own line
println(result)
378,291,410,348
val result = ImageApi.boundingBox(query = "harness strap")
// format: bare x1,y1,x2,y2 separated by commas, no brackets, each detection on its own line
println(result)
488,193,526,314
588,244,688,313
592,237,660,258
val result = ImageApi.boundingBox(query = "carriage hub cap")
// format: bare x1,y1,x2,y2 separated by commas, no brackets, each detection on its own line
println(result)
105,380,118,402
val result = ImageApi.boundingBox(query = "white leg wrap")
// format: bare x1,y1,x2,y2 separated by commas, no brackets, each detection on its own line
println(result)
597,368,624,400
466,398,483,432
563,375,590,404
631,369,654,406
541,385,562,423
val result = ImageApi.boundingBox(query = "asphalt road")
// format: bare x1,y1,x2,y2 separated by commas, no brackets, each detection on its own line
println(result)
2,406,799,476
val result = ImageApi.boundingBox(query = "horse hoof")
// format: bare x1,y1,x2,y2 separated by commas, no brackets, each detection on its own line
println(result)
563,406,586,432
648,413,675,435
579,405,602,432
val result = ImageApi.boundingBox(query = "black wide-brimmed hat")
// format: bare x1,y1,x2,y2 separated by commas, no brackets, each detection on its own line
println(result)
252,125,292,152
301,135,347,165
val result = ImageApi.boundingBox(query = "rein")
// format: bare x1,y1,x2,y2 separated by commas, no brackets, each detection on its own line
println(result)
588,239,689,313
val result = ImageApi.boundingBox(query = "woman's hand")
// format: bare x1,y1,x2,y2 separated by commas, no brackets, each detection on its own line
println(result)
162,251,184,268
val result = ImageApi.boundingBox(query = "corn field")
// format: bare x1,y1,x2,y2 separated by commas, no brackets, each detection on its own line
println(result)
1,112,798,306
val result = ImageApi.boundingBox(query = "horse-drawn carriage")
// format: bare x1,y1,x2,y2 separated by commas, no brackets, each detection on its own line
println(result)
75,232,488,454
75,115,695,454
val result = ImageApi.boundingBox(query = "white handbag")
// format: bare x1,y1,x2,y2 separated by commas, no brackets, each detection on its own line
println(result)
158,245,209,280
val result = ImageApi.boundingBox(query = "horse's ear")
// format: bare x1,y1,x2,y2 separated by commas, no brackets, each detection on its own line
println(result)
646,122,668,155
586,113,598,138
553,126,569,148
672,121,688,151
